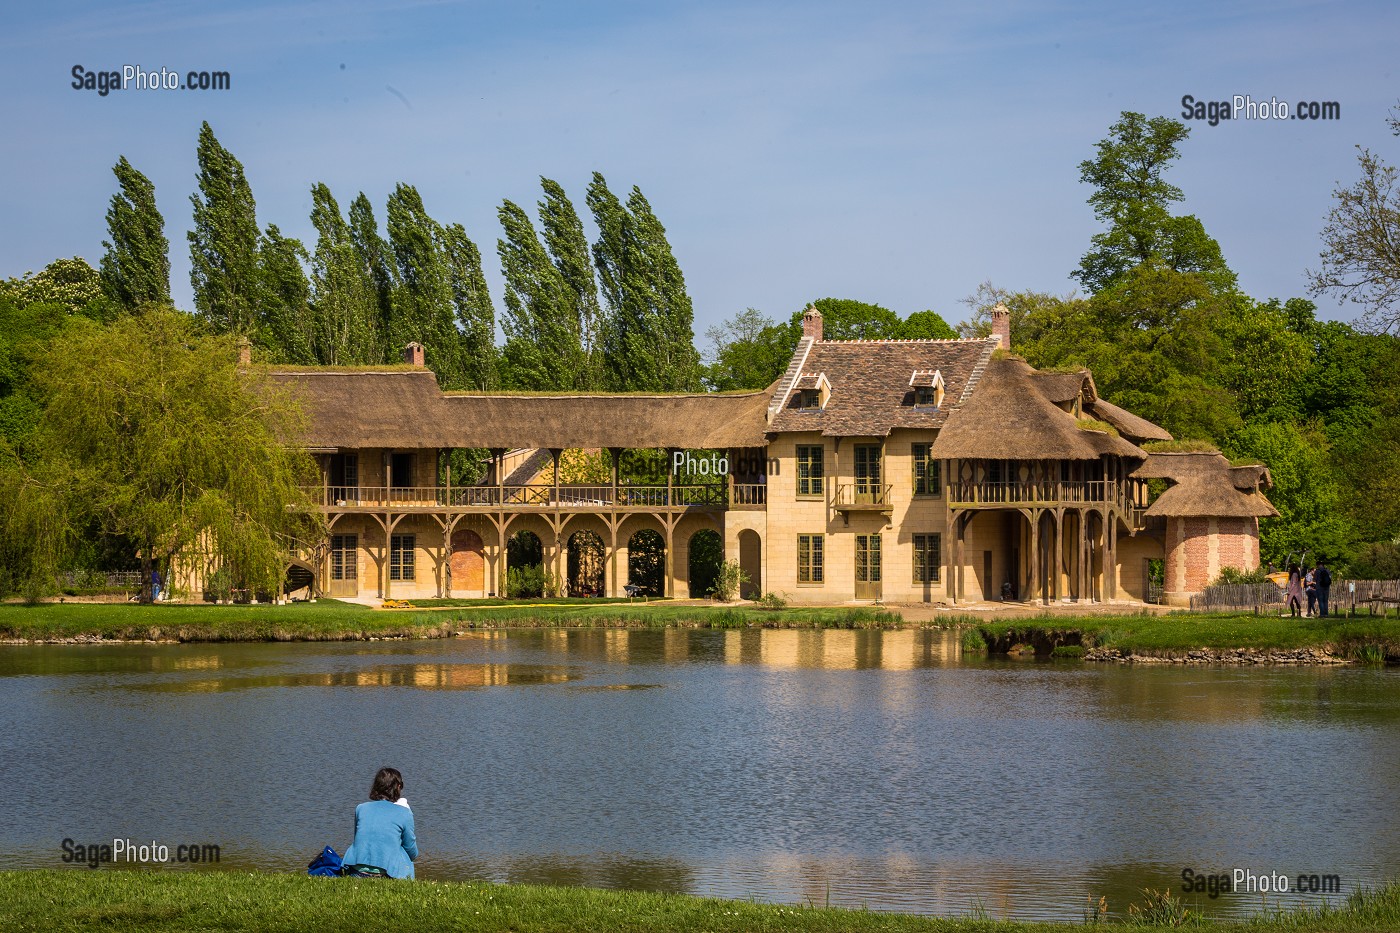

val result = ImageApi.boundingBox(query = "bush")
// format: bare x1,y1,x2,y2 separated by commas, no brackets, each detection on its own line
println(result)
1051,644,1085,658
961,628,987,652
207,567,233,603
708,560,750,602
1350,541,1400,579
506,566,544,598
755,591,788,610
1209,565,1270,586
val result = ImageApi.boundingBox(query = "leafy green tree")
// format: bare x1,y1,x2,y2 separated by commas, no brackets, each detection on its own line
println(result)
308,183,381,365
348,193,395,362
1308,104,1400,333
702,308,798,391
28,309,323,601
1073,112,1236,295
588,173,701,391
899,310,959,339
255,225,315,364
189,122,261,336
441,223,497,391
497,199,584,389
539,178,603,388
4,258,109,317
100,156,170,310
797,298,903,339
1225,421,1353,564
385,184,462,385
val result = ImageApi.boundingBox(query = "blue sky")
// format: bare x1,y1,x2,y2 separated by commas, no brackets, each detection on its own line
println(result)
3,0,1397,340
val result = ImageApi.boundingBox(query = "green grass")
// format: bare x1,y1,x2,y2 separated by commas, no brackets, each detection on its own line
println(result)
0,600,903,641
972,612,1400,660
0,599,460,642
2,871,1398,933
401,596,645,608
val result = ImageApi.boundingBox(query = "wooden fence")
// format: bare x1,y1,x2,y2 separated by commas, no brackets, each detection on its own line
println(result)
1190,579,1400,615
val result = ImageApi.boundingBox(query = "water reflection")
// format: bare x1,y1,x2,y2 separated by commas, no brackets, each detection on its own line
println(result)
2,628,1399,921
122,663,579,692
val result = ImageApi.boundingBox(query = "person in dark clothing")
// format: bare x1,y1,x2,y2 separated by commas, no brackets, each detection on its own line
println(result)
1316,562,1332,617
1305,566,1318,617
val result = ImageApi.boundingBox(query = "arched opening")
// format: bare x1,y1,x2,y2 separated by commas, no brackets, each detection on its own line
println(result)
738,529,762,599
450,528,486,597
506,530,546,597
687,529,724,598
567,530,606,597
283,563,315,601
627,529,666,596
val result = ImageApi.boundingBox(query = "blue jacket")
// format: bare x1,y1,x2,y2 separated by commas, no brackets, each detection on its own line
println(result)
343,800,417,879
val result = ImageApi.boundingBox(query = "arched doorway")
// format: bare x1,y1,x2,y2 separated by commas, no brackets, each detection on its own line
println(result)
568,531,605,597
450,528,485,598
627,529,666,596
507,530,545,597
283,563,315,601
738,529,761,599
687,529,723,598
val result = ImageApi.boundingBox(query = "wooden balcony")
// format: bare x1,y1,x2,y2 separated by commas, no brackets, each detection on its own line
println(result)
730,483,767,510
305,483,731,511
833,483,893,512
948,479,1126,509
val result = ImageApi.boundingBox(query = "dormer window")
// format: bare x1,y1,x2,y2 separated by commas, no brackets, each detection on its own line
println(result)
909,370,945,409
792,372,831,411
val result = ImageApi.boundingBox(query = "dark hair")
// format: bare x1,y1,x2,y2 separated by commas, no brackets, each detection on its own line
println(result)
369,766,403,802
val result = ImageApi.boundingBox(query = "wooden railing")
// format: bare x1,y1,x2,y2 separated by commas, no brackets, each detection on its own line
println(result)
949,480,1125,507
731,483,767,508
305,483,730,509
833,483,893,508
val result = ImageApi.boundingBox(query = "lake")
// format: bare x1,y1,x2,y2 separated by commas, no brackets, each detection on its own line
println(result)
2,628,1398,921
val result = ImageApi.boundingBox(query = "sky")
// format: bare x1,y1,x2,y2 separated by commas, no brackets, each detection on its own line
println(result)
3,0,1398,343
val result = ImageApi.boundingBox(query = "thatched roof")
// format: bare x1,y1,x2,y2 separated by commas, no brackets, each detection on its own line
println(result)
268,369,773,449
931,358,1145,461
1134,452,1278,518
768,338,996,437
1030,370,1095,405
1087,398,1173,443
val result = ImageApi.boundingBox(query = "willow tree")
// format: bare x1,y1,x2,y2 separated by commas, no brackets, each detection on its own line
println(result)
34,309,323,601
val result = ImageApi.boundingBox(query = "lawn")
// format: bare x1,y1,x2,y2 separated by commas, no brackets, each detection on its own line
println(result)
3,870,1398,933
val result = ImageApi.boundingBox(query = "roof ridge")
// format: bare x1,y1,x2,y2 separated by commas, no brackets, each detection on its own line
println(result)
768,336,814,421
955,338,999,405
817,337,984,344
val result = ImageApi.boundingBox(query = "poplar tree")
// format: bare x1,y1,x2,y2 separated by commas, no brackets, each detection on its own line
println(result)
100,156,170,310
256,225,315,364
309,183,381,365
538,178,602,388
348,193,395,362
188,122,261,335
385,184,462,384
497,199,585,390
441,223,497,390
587,173,700,391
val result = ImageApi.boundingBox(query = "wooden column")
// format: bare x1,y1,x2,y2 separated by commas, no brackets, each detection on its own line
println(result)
1028,512,1040,604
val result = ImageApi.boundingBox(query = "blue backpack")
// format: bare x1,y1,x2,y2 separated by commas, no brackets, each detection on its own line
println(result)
307,845,344,877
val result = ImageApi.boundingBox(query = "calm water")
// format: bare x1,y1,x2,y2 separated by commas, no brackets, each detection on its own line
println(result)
2,629,1399,921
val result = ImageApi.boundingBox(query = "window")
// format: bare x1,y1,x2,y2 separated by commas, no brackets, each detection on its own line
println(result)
797,534,824,583
330,534,357,581
390,534,415,581
913,533,941,583
330,453,358,488
914,386,936,406
795,389,821,410
912,443,941,496
797,445,824,497
856,534,881,583
854,444,882,494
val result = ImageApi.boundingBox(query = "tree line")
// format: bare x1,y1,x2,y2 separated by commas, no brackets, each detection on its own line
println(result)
104,122,701,392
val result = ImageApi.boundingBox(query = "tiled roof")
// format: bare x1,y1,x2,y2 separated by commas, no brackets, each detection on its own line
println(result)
768,338,997,437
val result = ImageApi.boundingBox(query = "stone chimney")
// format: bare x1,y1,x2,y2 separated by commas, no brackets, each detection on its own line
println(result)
991,303,1010,351
236,337,251,367
801,305,823,342
404,342,425,368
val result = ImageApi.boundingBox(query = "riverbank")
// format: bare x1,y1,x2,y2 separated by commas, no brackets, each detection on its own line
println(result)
971,613,1400,664
3,870,1398,933
0,600,902,643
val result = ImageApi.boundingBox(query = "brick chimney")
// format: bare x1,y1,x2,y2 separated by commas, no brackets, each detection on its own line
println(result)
801,305,823,342
236,337,251,367
991,303,1010,351
404,342,425,367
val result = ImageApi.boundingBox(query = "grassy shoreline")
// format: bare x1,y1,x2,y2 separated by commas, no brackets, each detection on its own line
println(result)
3,870,1399,933
2,601,1399,663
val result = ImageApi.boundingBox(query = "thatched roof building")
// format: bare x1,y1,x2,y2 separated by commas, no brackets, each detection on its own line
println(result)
1134,452,1278,518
